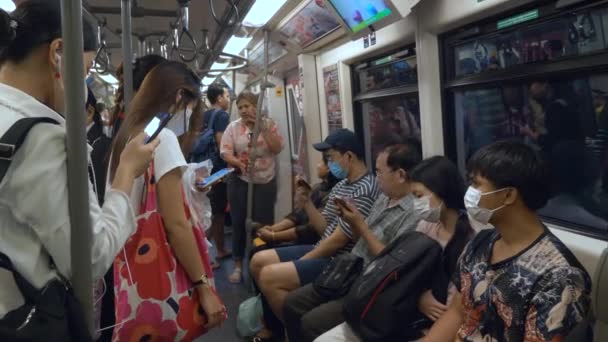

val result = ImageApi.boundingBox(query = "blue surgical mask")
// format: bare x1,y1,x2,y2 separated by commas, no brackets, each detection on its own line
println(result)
328,161,348,180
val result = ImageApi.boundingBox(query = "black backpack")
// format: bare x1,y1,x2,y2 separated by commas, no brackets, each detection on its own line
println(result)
342,231,442,342
0,118,92,342
189,109,221,163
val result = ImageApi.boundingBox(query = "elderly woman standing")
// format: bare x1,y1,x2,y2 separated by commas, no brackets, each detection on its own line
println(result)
221,91,284,283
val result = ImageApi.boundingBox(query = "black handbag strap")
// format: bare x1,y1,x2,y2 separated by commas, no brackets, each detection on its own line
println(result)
0,117,61,300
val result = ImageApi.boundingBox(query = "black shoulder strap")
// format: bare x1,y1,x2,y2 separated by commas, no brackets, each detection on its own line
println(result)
0,117,59,183
0,117,60,299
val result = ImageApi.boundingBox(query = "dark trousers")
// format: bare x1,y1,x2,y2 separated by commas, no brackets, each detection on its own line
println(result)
283,284,346,342
228,175,277,259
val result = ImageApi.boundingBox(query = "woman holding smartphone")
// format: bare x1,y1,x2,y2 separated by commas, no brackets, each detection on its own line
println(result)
109,61,225,340
221,91,284,283
0,0,158,328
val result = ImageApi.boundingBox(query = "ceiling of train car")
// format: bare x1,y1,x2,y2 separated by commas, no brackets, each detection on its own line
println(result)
84,0,241,73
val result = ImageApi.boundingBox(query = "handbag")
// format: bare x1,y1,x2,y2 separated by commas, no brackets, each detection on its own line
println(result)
0,117,92,341
112,163,225,341
313,253,363,300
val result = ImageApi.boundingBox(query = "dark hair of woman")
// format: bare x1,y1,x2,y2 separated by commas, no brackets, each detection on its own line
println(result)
110,61,202,180
110,55,167,127
409,155,466,210
0,0,97,64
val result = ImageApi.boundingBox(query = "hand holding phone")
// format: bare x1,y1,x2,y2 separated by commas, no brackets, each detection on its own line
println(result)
295,176,312,191
196,168,235,189
144,113,171,144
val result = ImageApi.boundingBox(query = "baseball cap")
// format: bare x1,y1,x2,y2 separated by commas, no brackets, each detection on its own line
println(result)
313,129,364,159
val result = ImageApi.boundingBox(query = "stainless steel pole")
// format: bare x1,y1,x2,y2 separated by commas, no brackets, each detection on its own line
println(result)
60,0,93,333
246,30,270,226
121,0,134,108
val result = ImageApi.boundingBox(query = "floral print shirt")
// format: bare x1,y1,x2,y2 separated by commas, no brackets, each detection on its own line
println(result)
220,118,284,184
454,228,591,342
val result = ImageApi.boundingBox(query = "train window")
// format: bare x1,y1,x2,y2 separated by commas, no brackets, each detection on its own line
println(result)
443,1,608,238
352,46,420,167
362,95,421,164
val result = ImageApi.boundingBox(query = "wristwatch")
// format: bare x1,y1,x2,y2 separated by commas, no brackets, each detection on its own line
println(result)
193,274,210,288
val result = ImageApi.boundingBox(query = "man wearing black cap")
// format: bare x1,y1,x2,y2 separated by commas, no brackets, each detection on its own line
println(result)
250,129,379,341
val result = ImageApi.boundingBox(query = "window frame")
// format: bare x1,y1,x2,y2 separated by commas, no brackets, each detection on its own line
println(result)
440,0,608,240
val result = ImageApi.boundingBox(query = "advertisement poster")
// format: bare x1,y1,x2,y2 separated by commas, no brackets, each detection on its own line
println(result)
279,0,341,48
323,65,343,133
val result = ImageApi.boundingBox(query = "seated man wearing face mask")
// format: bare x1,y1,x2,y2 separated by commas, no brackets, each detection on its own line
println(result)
425,141,592,342
249,129,380,341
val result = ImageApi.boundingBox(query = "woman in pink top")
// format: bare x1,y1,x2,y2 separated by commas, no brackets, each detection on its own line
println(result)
221,91,284,283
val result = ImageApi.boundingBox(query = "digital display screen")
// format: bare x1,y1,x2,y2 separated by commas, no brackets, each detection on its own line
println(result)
326,0,393,33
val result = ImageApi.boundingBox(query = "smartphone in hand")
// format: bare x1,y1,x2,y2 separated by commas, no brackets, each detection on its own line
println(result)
296,178,312,191
144,112,171,144
197,168,235,188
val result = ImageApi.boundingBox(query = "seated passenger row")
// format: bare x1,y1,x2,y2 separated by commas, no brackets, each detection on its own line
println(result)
246,129,592,342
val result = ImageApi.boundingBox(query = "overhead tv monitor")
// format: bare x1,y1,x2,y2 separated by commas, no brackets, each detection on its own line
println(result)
324,0,401,39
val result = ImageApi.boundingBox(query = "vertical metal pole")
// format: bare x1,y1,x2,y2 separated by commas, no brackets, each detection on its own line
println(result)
122,0,134,108
60,0,93,333
246,30,270,225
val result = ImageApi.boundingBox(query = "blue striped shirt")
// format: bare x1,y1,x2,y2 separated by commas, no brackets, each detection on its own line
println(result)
316,173,379,254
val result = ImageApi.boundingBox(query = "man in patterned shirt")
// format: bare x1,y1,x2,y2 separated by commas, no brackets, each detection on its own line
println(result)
283,141,424,342
425,141,591,342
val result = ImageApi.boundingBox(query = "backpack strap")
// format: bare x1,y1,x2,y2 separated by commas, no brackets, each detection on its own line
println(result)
205,108,222,132
0,117,59,184
0,117,60,300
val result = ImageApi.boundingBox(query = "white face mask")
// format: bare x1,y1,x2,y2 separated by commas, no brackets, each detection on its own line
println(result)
412,195,442,223
166,108,192,137
464,186,507,225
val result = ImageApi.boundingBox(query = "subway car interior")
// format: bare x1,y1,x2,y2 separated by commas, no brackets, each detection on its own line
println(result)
1,0,608,341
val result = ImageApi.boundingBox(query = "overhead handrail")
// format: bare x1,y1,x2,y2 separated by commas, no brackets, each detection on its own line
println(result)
175,1,198,62
197,51,249,73
159,37,169,58
94,18,112,74
209,0,240,28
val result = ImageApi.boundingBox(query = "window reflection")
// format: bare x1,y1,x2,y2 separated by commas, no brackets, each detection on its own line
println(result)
454,75,608,231
364,96,420,163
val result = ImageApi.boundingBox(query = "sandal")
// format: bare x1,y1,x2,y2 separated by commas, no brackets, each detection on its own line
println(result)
228,267,242,284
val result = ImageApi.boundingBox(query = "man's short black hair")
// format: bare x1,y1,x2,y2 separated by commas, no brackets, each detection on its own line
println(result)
468,140,551,210
207,84,226,105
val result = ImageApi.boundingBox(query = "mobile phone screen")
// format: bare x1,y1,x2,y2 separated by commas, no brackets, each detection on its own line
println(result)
144,113,171,143
144,117,161,137
197,168,235,187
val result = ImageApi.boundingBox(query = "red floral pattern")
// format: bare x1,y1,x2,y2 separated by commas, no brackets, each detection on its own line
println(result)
113,163,222,341
114,301,177,342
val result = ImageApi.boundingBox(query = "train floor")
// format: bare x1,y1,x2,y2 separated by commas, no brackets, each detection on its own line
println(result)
197,229,254,342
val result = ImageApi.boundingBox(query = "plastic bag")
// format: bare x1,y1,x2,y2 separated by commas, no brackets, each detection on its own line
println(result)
182,160,213,232
237,295,263,338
